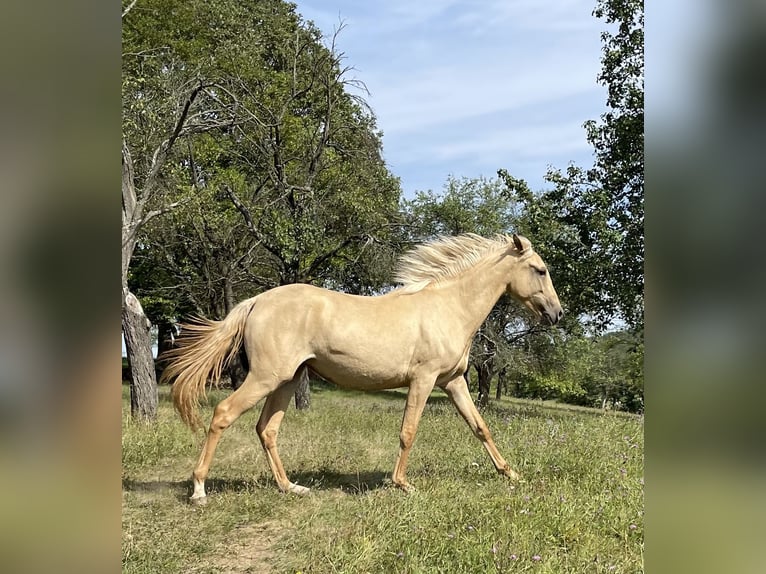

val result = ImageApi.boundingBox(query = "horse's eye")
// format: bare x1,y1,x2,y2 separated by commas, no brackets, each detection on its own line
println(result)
537,268,547,276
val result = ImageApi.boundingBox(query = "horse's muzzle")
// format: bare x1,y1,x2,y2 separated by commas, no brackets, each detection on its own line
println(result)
541,306,564,325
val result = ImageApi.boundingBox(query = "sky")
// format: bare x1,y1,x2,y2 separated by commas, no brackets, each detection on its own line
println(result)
294,0,607,198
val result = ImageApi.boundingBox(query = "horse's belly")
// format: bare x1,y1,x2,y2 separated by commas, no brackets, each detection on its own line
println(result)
307,355,408,391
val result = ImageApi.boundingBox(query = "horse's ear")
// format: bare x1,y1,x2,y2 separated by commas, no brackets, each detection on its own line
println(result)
512,233,524,252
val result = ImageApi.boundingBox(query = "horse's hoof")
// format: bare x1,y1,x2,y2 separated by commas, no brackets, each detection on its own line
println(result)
394,482,416,493
189,495,208,506
288,483,311,495
500,467,521,481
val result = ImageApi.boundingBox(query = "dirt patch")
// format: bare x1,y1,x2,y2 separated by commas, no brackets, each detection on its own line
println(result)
196,520,286,574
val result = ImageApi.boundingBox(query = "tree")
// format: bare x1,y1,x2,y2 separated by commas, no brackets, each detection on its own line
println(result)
508,328,642,413
122,0,254,419
499,0,644,331
497,170,611,330
584,0,643,329
216,24,400,408
125,0,402,410
128,183,259,385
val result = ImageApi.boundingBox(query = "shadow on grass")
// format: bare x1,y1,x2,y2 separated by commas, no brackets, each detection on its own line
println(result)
122,477,271,501
288,469,390,494
122,477,195,502
122,470,391,501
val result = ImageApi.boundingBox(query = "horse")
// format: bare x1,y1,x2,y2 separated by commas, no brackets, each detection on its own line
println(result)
162,233,563,503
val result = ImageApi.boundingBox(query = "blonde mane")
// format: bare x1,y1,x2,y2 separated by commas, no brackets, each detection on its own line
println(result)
394,234,516,291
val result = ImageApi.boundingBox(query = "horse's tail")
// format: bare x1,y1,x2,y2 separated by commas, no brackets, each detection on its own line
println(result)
162,297,258,430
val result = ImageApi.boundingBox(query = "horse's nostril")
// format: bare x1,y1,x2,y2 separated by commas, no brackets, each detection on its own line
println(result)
558,309,564,320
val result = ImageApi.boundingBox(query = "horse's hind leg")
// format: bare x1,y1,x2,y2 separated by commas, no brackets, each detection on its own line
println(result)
256,368,308,495
190,373,280,503
440,376,520,481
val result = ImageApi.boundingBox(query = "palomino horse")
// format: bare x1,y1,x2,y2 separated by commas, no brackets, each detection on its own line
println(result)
162,233,562,503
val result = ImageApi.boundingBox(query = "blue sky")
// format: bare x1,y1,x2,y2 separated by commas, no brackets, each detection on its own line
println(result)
294,0,606,198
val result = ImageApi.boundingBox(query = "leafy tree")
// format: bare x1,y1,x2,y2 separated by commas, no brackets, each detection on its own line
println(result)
122,0,261,419
499,0,643,332
497,170,611,331
511,329,642,413
125,0,402,409
404,176,519,238
194,21,400,408
494,0,644,411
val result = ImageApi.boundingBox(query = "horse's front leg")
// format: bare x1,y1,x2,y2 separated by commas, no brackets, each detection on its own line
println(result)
440,375,520,480
392,377,434,492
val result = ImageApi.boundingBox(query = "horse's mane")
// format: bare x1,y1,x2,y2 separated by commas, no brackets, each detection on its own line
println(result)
394,234,514,292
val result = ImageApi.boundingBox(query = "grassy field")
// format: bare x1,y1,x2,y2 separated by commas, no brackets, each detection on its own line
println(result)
122,383,643,573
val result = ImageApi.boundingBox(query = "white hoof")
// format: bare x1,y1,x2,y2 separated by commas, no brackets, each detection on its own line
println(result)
287,483,310,495
189,494,208,506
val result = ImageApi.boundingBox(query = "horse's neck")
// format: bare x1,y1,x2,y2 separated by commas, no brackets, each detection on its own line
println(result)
442,253,512,339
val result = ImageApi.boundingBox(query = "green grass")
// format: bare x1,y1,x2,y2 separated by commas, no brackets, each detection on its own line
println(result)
122,384,643,573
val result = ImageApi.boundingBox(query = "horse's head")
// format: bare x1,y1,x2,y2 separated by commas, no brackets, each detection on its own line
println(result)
505,234,564,326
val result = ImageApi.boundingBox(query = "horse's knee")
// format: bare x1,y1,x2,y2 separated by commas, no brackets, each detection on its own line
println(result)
259,427,277,449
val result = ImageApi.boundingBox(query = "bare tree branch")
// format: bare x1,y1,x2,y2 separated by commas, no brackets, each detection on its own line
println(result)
224,184,282,261
137,198,190,229
305,234,367,280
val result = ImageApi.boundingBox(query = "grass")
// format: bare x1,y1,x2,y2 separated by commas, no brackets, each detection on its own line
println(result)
122,383,643,573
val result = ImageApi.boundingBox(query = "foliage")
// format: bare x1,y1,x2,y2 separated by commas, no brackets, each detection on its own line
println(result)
123,0,404,408
585,0,644,330
512,329,644,413
124,0,402,323
498,0,644,332
122,385,643,573
403,175,519,239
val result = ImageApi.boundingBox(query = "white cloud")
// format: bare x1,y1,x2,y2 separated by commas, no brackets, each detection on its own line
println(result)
366,54,600,135
452,0,599,34
296,0,606,194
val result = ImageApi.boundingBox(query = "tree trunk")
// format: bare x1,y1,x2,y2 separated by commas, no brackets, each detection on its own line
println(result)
279,270,311,410
475,364,492,409
495,367,508,400
226,348,248,390
123,288,158,420
219,276,248,389
157,320,175,357
294,368,311,410
155,320,175,381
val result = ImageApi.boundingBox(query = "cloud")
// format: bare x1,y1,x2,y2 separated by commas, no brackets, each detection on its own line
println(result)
383,110,596,195
452,0,600,34
296,0,605,194
366,54,601,135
